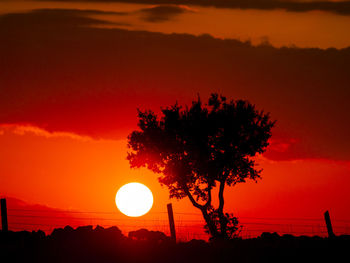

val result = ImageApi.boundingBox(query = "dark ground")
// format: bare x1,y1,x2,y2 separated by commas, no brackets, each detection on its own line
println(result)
1,226,349,263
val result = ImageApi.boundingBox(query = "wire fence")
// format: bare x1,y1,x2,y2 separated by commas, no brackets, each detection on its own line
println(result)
3,208,350,241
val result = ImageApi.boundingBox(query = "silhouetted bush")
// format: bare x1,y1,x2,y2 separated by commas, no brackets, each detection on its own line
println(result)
128,228,171,244
1,226,349,263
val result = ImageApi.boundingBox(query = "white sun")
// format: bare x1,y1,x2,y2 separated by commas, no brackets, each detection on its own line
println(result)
115,182,153,217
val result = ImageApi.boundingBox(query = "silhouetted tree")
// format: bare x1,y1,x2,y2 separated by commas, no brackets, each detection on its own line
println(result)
127,94,275,240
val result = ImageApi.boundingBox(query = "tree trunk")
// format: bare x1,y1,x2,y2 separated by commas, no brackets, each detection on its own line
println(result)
183,186,219,239
218,180,227,239
200,207,218,238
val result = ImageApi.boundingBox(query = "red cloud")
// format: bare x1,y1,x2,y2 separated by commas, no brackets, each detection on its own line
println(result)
1,9,349,161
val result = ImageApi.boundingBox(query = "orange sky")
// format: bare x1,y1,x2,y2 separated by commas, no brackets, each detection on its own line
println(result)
1,0,350,239
1,124,350,238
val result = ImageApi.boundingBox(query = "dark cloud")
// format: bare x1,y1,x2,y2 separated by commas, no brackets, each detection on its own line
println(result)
50,0,350,16
138,5,193,22
0,8,129,28
36,8,129,16
1,9,350,161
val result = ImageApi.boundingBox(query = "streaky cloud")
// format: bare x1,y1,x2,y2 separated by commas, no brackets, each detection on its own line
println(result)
47,0,350,16
0,8,130,28
0,124,93,141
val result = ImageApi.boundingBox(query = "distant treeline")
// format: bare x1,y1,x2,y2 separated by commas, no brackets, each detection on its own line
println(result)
1,226,349,263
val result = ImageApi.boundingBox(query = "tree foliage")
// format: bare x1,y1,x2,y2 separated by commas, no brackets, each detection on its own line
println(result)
127,94,275,239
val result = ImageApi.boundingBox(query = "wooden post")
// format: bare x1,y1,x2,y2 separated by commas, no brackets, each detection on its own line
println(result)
324,210,335,238
1,198,8,232
167,203,176,242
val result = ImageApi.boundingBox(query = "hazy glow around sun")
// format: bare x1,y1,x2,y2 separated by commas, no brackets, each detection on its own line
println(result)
115,182,153,217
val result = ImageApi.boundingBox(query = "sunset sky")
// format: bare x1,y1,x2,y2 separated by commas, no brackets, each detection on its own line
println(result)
1,0,350,239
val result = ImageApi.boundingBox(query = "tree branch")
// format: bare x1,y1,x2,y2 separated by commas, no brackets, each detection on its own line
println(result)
183,187,204,210
204,186,212,209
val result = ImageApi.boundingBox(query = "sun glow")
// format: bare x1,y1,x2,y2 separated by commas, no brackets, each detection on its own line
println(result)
115,182,153,217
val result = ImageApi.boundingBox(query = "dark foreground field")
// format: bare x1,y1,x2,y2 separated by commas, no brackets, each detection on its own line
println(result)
1,226,349,263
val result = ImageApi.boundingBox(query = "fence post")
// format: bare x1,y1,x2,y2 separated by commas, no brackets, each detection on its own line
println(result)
167,203,176,243
324,210,335,238
1,198,8,232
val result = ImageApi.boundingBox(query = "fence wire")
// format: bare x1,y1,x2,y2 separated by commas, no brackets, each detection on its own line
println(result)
2,208,350,240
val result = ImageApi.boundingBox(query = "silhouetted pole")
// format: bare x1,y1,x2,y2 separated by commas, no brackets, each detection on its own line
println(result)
167,203,176,242
1,198,8,232
324,210,335,238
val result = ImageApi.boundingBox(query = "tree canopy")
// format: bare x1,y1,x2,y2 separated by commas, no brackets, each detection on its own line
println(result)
127,94,275,239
